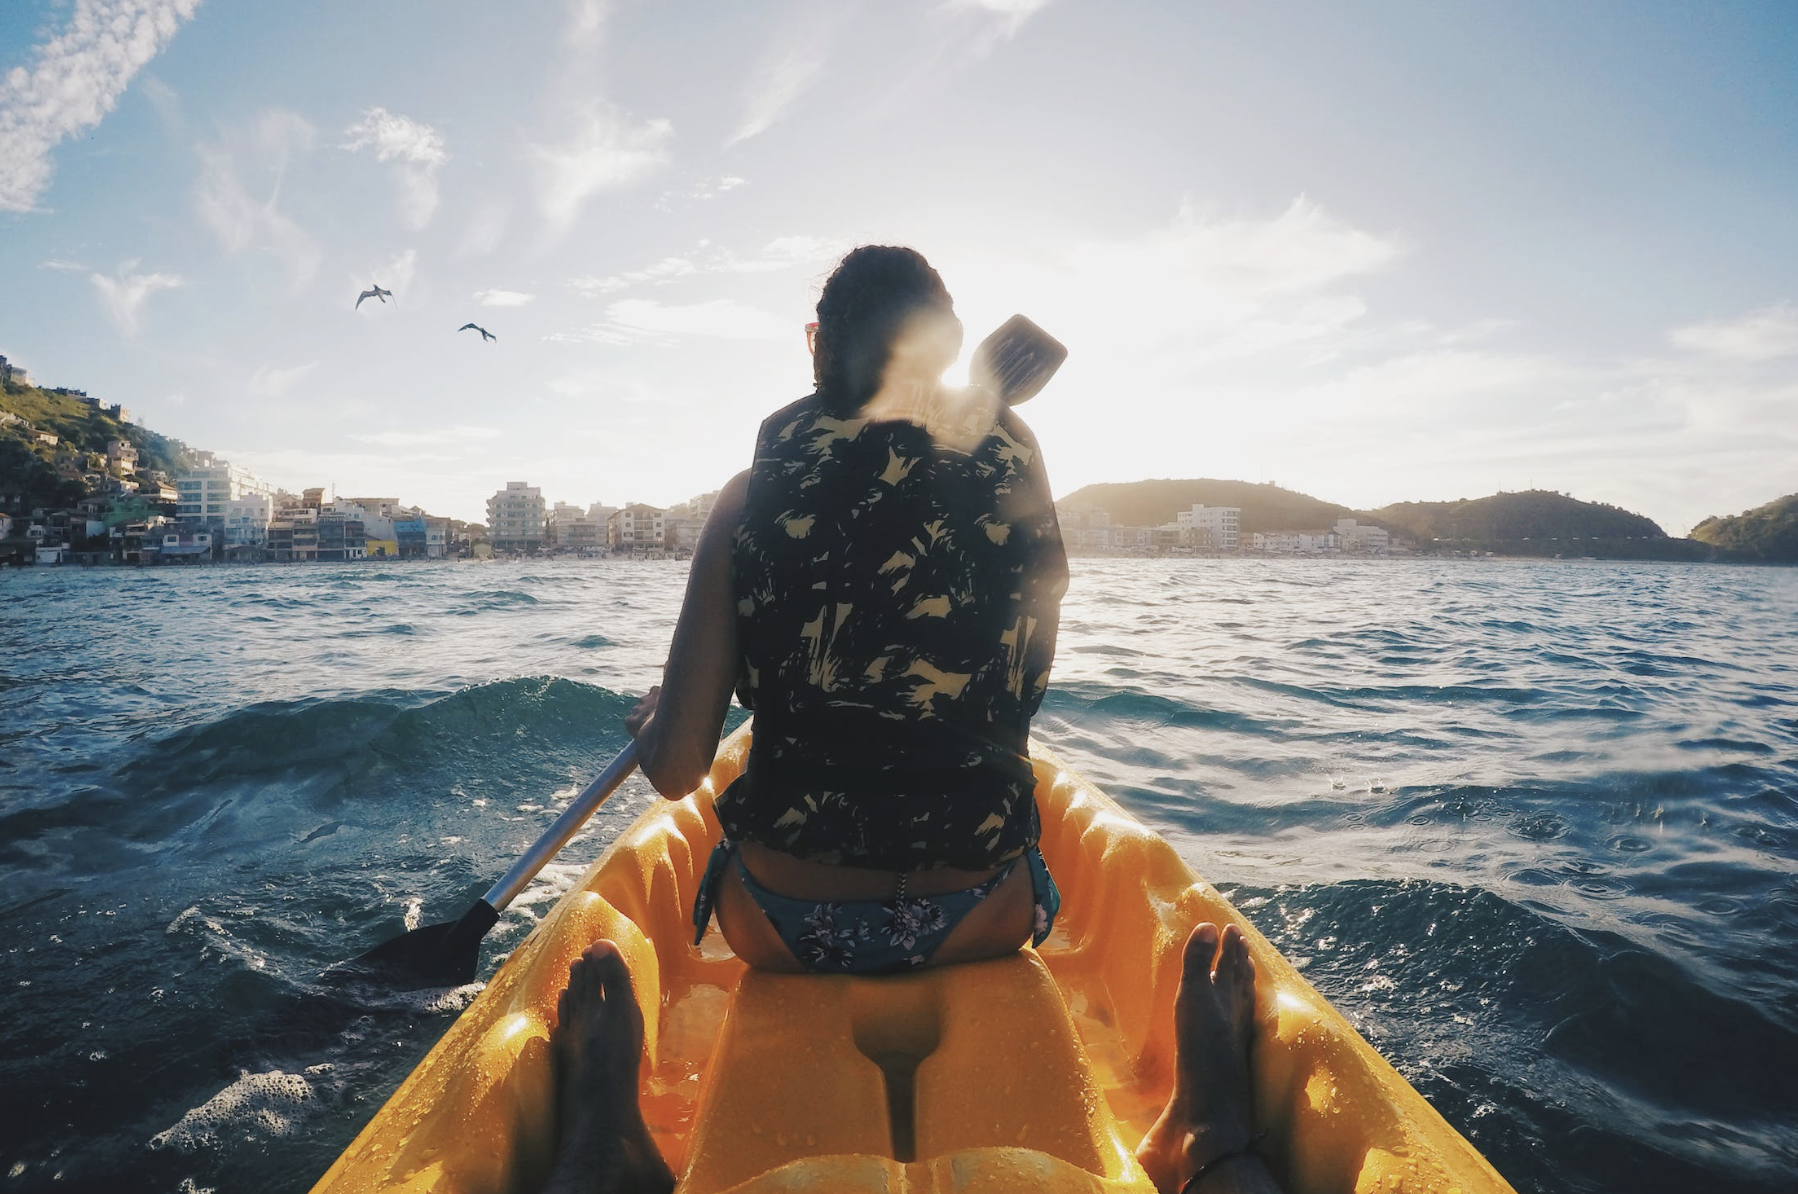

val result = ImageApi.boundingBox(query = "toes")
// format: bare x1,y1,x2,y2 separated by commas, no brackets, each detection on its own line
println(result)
583,940,644,1038
1213,924,1245,977
1212,925,1257,1015
583,940,633,1000
1183,923,1222,979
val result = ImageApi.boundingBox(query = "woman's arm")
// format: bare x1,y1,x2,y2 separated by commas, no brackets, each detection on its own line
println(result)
626,470,749,797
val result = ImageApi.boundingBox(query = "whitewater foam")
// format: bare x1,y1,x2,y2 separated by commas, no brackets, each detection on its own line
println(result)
149,1069,316,1153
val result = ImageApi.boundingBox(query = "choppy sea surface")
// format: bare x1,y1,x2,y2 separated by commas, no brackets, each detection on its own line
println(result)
2,559,1796,1194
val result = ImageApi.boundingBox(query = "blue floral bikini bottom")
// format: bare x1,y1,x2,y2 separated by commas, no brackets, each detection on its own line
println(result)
692,840,1061,975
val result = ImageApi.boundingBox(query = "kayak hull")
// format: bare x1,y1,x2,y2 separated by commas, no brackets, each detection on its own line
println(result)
312,726,1516,1194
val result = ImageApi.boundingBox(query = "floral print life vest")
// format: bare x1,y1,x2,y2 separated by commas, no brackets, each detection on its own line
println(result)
718,386,1068,871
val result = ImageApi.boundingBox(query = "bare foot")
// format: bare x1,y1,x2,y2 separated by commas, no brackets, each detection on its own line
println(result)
541,941,675,1194
1135,922,1259,1194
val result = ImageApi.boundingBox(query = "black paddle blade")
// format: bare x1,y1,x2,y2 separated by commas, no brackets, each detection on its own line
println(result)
326,899,499,992
972,314,1068,407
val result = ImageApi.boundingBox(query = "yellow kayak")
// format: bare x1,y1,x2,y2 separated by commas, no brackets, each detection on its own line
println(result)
312,726,1517,1194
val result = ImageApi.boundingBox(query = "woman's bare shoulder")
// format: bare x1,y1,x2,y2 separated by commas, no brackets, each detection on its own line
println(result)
715,469,750,517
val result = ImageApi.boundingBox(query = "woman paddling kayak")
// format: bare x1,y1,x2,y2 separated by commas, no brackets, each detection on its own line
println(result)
542,246,1287,1194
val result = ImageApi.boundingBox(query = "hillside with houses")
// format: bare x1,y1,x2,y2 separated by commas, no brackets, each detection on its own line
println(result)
0,358,721,566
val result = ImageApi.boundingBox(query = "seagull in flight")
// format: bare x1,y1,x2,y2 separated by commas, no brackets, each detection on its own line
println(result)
356,284,394,309
459,323,497,342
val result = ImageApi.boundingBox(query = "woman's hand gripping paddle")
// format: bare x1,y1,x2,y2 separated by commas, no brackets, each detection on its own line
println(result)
329,742,640,991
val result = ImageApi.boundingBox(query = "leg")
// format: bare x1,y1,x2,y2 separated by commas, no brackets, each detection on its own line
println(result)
1135,924,1285,1194
541,941,676,1194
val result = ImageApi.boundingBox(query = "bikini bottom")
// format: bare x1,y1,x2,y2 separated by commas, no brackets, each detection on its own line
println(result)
691,840,1060,975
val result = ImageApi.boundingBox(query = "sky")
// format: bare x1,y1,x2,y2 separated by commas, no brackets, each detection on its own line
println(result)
1,0,1794,532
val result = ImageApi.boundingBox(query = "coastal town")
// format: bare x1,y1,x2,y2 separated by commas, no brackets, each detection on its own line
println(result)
1,451,726,567
2,438,1402,567
9,354,1786,567
1,352,1402,567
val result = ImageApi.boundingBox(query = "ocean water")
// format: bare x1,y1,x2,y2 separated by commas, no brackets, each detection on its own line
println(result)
2,558,1795,1193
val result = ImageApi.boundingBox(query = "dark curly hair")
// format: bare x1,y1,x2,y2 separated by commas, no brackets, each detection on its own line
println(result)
812,245,962,413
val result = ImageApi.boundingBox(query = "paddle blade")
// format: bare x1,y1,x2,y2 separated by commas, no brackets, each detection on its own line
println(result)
328,900,499,992
972,314,1068,407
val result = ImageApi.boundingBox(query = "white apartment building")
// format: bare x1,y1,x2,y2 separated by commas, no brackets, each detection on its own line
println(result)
223,494,273,549
608,503,666,551
1251,530,1337,554
681,490,720,524
1333,519,1391,554
1111,526,1152,551
487,482,546,550
177,461,272,523
1177,504,1241,550
330,500,396,543
547,502,607,551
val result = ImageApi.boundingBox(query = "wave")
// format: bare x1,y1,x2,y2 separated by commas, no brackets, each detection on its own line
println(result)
0,678,637,861
121,677,630,791
458,589,540,611
1040,680,1296,737
1232,877,1798,1194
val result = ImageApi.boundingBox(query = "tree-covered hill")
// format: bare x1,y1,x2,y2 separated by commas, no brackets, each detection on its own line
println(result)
1371,489,1658,541
1689,492,1798,563
1054,480,1727,560
1367,490,1716,559
1,378,194,512
1056,478,1361,534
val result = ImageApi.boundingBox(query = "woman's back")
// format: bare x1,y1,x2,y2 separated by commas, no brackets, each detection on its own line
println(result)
720,385,1068,872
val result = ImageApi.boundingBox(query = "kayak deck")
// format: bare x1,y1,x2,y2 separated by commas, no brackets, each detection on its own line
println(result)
311,726,1516,1193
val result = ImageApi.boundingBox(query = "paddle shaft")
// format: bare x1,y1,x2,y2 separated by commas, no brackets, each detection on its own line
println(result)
482,740,641,914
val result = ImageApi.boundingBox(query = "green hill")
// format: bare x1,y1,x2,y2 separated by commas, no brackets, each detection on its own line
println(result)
1369,490,1717,560
1689,492,1798,563
1056,478,1359,534
1054,480,1727,560
1371,489,1656,541
1,378,193,512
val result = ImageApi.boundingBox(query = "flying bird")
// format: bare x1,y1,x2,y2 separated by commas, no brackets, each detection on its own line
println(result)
356,284,394,309
459,323,497,342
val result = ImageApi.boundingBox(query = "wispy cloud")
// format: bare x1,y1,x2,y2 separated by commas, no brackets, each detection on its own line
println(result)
530,103,673,236
0,0,202,212
350,425,501,448
959,0,1054,36
248,361,318,399
527,0,670,237
40,259,89,272
569,235,838,295
194,109,318,284
656,174,748,210
342,107,447,230
1669,303,1798,362
474,289,535,307
729,10,854,145
570,256,698,296
90,260,183,335
930,0,1057,68
549,298,792,345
